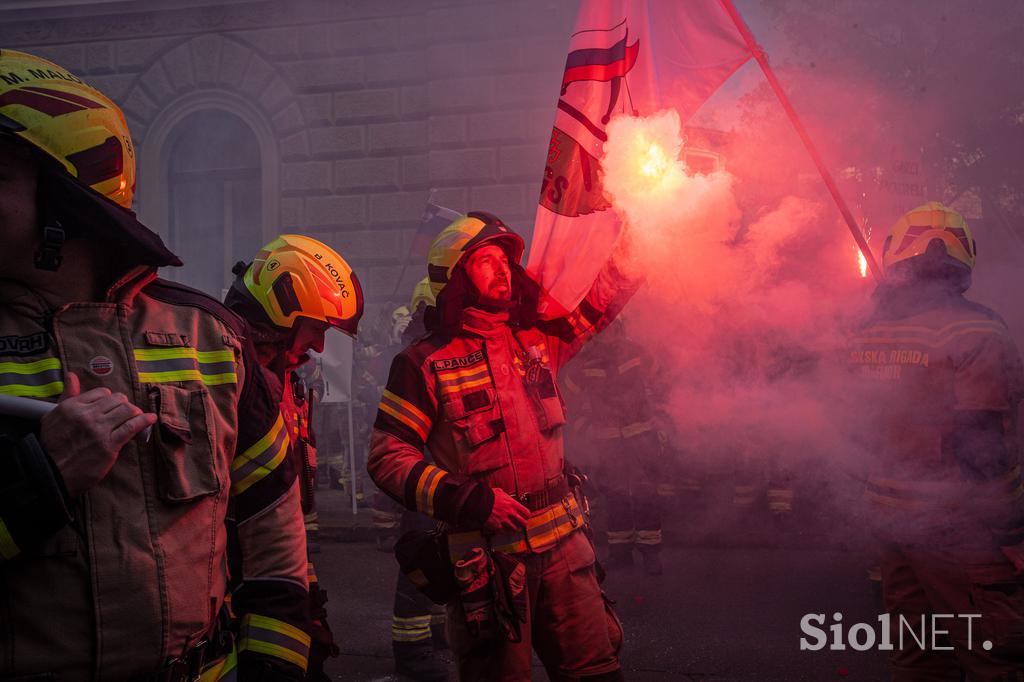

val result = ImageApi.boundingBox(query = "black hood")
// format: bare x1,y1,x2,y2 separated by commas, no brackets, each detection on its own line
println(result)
38,157,181,269
425,261,540,336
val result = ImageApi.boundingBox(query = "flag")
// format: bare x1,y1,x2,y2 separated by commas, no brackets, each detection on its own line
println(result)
392,198,462,304
527,0,753,316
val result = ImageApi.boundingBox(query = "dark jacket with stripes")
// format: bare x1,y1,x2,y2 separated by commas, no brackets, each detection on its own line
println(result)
367,256,637,533
0,267,311,679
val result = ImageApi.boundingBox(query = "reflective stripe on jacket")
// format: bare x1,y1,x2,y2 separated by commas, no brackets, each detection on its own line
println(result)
0,268,309,679
367,256,637,544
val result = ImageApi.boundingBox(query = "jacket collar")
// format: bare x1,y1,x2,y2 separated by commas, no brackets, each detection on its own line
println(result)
0,265,157,317
461,306,510,337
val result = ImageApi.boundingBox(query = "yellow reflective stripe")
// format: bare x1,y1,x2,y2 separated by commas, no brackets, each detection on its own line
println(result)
436,364,488,382
134,347,197,361
0,381,63,398
231,434,289,495
136,370,238,386
135,347,234,362
240,614,311,670
618,357,642,373
139,369,202,383
241,641,307,669
231,414,289,495
242,613,311,646
0,358,60,374
199,647,237,682
424,468,443,517
0,519,20,560
234,415,286,469
383,389,429,425
380,389,431,441
413,465,445,516
449,376,491,391
196,349,235,363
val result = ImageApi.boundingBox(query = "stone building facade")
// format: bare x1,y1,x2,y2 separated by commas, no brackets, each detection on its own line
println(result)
0,0,578,311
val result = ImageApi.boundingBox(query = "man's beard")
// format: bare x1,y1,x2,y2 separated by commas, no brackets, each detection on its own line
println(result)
476,282,514,309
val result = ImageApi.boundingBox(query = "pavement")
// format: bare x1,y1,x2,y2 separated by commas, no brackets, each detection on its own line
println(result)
311,487,892,681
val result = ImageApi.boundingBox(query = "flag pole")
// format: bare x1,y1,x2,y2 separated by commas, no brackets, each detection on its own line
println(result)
719,0,883,282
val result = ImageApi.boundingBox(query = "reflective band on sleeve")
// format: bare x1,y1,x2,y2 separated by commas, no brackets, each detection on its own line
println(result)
410,464,447,517
0,518,20,561
239,614,310,671
231,414,289,495
134,347,237,386
0,357,63,398
379,389,431,441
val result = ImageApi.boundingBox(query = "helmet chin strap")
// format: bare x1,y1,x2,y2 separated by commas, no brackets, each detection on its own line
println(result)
33,170,67,271
33,221,66,271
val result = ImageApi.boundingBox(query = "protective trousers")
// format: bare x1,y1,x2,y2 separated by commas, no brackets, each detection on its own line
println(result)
881,543,1024,681
447,532,623,681
601,431,662,549
393,510,444,645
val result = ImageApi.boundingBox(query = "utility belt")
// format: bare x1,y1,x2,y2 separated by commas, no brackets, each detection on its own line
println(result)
447,490,584,561
593,419,655,441
394,466,592,608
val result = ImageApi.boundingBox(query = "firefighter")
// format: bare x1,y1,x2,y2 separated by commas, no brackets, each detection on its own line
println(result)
0,50,311,679
367,212,638,681
844,202,1024,679
224,235,364,680
373,281,450,681
569,319,665,575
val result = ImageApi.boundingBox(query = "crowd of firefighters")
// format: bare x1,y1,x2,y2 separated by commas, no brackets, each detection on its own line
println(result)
1,48,1022,682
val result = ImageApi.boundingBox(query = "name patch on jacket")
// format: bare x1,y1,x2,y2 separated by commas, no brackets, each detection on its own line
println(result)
433,351,485,371
0,333,49,356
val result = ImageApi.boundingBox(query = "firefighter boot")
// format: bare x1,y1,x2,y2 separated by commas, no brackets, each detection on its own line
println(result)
606,542,634,570
393,640,449,681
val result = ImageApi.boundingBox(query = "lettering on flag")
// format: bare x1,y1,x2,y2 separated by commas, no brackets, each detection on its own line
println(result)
529,0,753,316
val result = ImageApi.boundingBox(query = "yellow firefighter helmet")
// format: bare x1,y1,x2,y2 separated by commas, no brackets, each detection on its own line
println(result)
409,276,435,312
0,49,135,208
426,211,525,297
882,202,976,271
241,234,363,337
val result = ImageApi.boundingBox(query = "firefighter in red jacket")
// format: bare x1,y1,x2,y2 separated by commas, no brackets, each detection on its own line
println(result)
225,235,364,680
564,319,665,575
0,50,311,680
368,212,638,681
844,202,1024,679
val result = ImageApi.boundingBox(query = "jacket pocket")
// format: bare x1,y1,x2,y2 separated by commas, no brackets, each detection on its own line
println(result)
150,384,220,501
443,388,507,473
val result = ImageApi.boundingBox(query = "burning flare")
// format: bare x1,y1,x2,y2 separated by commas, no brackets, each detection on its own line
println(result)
641,141,670,179
858,249,868,278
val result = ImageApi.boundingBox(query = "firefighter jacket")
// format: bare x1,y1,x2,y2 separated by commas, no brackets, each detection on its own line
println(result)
845,282,1024,546
367,257,637,550
0,267,311,680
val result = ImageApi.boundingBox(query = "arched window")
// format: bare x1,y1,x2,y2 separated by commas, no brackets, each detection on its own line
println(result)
164,109,263,296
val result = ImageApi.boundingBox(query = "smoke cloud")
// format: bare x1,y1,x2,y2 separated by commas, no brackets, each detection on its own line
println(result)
599,109,876,537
